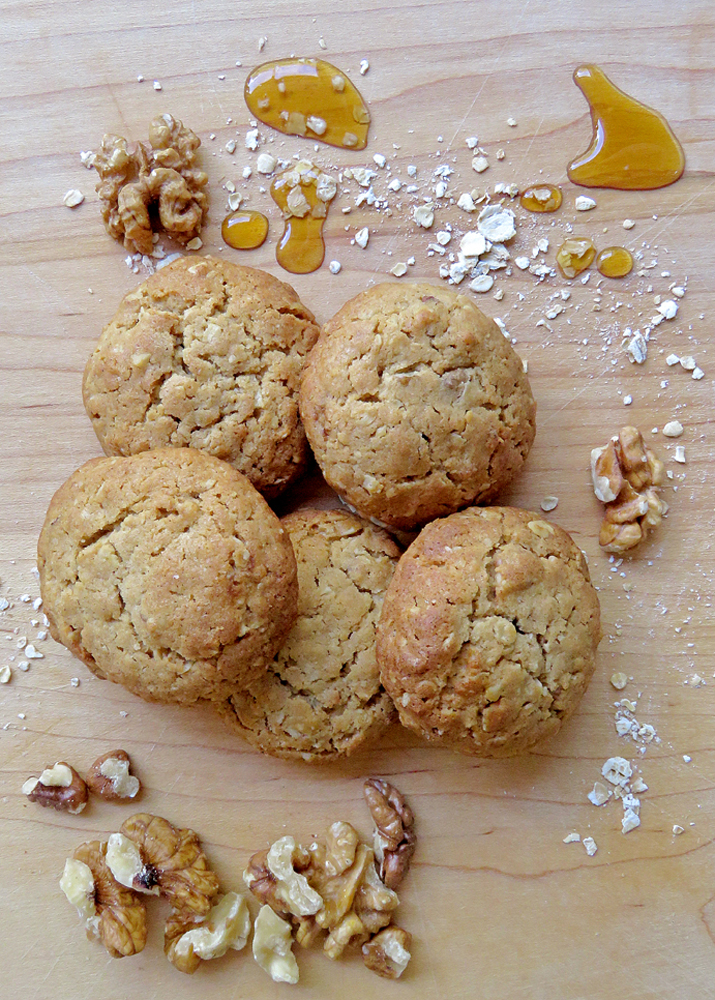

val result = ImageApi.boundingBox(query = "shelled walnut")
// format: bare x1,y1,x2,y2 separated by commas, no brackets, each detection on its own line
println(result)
363,777,416,889
164,891,251,974
591,426,668,553
90,114,208,254
106,813,219,915
86,749,141,801
22,761,88,814
60,840,147,957
362,925,412,979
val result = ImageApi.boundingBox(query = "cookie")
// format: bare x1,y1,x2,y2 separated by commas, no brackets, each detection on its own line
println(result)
38,448,298,705
217,507,400,761
376,506,601,757
82,256,320,498
299,283,536,530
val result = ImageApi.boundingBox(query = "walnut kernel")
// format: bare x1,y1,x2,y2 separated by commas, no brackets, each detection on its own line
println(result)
363,777,416,889
62,841,148,958
362,925,412,979
22,761,88,814
252,904,300,984
86,749,140,801
165,891,251,974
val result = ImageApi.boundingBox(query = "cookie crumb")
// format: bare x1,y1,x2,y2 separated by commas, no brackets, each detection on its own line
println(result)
563,832,581,844
582,837,598,856
610,672,628,690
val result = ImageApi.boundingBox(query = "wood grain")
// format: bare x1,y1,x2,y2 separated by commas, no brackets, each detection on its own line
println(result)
1,2,715,997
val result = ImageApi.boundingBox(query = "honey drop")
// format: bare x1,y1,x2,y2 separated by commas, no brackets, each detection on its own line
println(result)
596,245,633,278
556,237,596,278
270,160,337,274
221,209,269,250
519,184,562,213
245,57,370,150
568,64,685,190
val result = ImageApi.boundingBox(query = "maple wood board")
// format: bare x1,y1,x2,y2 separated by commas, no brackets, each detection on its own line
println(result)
1,2,715,998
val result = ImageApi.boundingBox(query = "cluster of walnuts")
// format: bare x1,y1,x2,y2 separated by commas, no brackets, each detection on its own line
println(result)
58,778,415,982
91,114,208,255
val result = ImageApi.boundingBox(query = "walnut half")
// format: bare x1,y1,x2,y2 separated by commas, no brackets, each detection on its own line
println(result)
86,749,141,801
591,426,668,553
363,777,416,889
362,925,412,979
22,761,88,814
165,891,251,974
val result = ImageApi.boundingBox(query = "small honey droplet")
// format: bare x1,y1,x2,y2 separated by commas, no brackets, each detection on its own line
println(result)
221,210,269,250
596,245,633,278
556,237,597,278
270,160,337,274
568,64,685,190
519,183,562,213
245,57,370,150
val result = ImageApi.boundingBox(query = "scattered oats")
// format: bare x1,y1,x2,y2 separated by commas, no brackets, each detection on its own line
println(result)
457,192,476,212
563,832,581,844
683,755,692,763
318,36,327,49
413,203,435,229
258,35,267,51
545,304,564,320
373,153,386,168
0,598,9,611
16,637,27,649
610,672,628,690
689,674,705,687
459,231,488,257
390,262,408,277
228,191,243,211
692,367,704,380
625,329,648,364
242,165,253,179
602,757,633,786
673,825,685,835
331,74,345,92
185,237,203,251
351,167,376,187
469,274,494,293
359,59,369,75
436,230,452,246
663,420,684,438
630,777,648,793
256,153,277,174
245,129,260,151
588,782,611,806
407,164,417,177
674,446,686,464
582,837,598,857
623,395,633,406
506,116,517,127
70,677,80,688
665,354,680,367
493,287,504,300
225,139,237,154
328,260,342,274
515,256,530,270
622,809,641,834
63,189,84,208
477,203,516,242
540,496,558,512
388,178,402,192
18,713,26,720
80,150,95,168
575,195,597,211
0,665,11,684
658,299,678,320
471,155,489,173
495,149,505,160
25,644,43,659
306,115,327,136
679,356,696,371
466,136,479,149
494,182,519,197
355,227,369,248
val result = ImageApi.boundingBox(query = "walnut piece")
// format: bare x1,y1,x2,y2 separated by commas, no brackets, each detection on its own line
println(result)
91,114,208,255
165,891,251,974
61,840,147,958
362,925,412,979
265,836,323,916
252,904,299,984
86,749,140,801
113,813,219,915
22,761,88,814
591,426,668,553
363,777,416,889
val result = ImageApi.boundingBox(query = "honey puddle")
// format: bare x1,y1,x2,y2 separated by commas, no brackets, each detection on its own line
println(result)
270,160,337,274
221,210,269,250
556,237,596,278
245,58,370,150
568,64,685,190
520,183,562,213
596,245,633,278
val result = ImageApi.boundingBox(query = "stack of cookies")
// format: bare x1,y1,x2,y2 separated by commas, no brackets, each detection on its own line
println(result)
39,256,600,761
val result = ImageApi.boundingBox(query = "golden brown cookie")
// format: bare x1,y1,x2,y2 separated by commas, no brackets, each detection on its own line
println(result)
82,256,320,498
217,507,400,761
38,448,298,705
376,506,601,757
299,283,536,530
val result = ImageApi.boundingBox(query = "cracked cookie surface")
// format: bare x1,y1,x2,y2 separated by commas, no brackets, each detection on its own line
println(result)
376,506,601,756
217,507,399,761
299,283,536,530
83,256,320,498
38,448,298,704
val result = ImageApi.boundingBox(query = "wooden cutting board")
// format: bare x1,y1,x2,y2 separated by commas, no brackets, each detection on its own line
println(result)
2,1,714,997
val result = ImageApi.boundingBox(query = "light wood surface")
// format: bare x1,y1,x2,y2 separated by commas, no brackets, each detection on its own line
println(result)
2,2,715,997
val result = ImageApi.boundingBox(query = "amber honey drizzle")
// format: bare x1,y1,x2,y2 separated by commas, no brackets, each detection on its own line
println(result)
568,64,685,190
245,58,370,150
519,184,562,213
556,237,597,278
596,245,633,278
270,160,337,274
221,209,269,250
